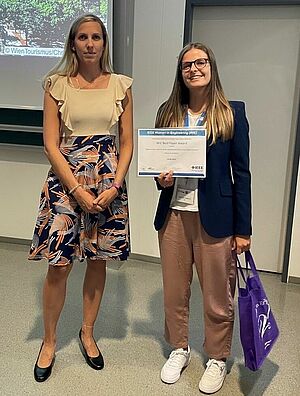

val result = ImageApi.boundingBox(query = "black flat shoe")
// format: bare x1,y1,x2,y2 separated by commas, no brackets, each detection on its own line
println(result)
34,343,55,382
79,329,104,370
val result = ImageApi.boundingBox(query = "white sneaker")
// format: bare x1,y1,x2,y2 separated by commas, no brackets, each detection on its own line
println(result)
160,346,191,384
199,359,227,394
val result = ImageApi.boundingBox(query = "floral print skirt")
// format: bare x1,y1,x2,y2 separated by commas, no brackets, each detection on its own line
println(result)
28,135,130,266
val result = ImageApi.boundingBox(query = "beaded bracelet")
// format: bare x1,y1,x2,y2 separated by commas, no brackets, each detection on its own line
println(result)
69,183,82,194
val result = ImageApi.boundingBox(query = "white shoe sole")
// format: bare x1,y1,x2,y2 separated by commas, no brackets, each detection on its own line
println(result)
160,356,191,384
199,374,226,394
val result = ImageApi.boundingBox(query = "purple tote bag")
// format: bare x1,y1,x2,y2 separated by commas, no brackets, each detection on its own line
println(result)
237,251,279,371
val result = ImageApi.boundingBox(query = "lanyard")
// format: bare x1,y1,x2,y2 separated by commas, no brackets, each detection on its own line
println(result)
184,111,206,127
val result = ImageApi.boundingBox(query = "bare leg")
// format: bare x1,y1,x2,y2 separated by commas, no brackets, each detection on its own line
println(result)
37,264,72,367
81,259,106,357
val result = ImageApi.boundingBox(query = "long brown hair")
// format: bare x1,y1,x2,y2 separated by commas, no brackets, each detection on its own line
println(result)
155,43,234,143
43,14,113,87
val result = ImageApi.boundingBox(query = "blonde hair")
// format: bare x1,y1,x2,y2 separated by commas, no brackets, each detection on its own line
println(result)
155,43,234,143
43,14,113,87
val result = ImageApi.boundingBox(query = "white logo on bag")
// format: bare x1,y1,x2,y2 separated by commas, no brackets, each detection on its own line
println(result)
255,299,272,349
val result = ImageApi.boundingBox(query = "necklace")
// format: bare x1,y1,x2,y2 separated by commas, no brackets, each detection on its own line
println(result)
75,73,102,89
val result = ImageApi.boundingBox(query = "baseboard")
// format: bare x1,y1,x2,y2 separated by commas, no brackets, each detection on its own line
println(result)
288,276,300,285
0,236,31,245
129,253,161,264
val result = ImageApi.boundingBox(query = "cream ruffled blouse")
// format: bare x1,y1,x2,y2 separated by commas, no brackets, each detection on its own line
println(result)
47,73,133,137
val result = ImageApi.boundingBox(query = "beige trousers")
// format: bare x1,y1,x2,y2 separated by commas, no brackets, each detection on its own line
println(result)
158,210,236,360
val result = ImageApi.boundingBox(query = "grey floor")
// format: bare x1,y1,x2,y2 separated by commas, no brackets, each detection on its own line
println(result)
0,241,299,396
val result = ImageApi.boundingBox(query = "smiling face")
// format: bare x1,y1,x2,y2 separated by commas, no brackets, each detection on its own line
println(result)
180,48,211,92
73,21,104,67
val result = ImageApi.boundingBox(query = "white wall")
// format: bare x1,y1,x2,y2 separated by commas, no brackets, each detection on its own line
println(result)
128,0,186,257
289,157,300,279
0,145,49,239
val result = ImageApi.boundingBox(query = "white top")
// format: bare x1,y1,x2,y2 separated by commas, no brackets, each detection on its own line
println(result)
46,73,133,138
170,111,205,212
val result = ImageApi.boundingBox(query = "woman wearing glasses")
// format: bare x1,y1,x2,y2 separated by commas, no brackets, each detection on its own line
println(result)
155,43,251,394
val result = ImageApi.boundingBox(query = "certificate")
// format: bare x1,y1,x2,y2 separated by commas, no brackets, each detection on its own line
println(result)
138,127,206,178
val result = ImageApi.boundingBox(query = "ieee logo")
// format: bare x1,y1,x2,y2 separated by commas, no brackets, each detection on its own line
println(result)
192,165,203,170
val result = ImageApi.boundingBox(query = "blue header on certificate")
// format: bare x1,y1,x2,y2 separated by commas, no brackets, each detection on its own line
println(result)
138,128,205,137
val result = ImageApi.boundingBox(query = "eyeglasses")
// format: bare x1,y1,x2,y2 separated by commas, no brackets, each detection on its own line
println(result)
180,58,210,72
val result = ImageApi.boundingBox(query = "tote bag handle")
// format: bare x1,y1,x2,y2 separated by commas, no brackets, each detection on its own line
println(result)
236,251,258,290
245,251,259,276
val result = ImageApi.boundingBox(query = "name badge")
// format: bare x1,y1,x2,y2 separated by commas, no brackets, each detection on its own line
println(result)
176,187,195,204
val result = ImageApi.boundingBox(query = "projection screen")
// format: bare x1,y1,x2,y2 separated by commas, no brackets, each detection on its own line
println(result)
0,0,112,109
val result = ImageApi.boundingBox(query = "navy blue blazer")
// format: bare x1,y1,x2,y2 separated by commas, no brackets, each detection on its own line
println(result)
154,101,252,238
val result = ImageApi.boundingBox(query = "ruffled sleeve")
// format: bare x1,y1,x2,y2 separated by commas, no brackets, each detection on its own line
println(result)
112,74,133,125
45,74,73,132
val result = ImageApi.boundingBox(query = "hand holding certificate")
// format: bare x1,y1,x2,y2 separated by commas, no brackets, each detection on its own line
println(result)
138,127,206,178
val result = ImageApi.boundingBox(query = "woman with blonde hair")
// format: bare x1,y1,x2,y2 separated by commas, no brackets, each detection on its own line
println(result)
29,14,133,382
155,42,251,394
